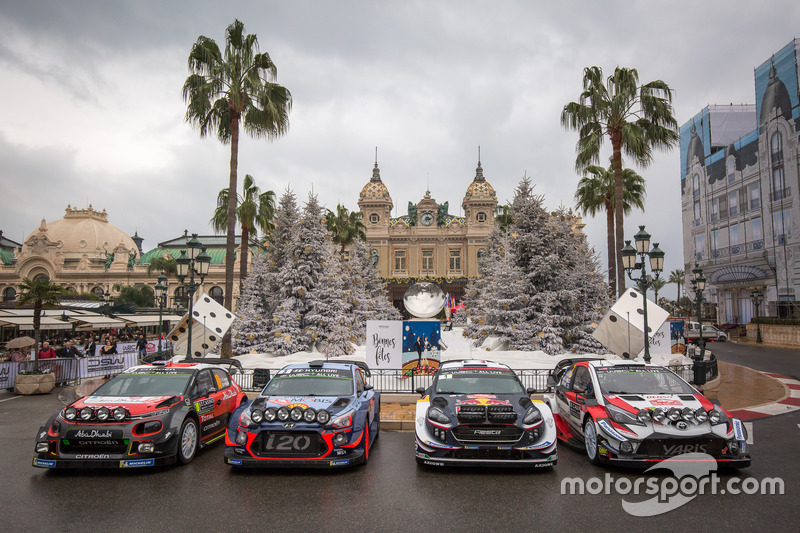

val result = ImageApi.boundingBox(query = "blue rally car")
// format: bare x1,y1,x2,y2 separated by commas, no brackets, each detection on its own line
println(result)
224,360,379,468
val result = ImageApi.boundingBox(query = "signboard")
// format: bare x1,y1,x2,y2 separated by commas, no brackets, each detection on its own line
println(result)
79,352,139,379
402,320,442,373
366,320,403,369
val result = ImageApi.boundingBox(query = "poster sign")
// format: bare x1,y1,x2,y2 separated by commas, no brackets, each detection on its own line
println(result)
402,320,442,374
79,352,139,379
366,320,403,369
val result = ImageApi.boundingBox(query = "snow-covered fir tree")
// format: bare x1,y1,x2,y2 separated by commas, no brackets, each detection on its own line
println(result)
305,244,356,357
346,239,401,341
265,193,327,355
464,177,609,355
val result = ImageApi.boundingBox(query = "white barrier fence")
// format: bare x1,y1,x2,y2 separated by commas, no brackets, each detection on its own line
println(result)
1,351,144,389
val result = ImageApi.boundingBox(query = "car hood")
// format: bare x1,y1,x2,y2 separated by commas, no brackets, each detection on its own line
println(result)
604,393,710,412
74,395,183,416
434,393,531,417
255,395,352,414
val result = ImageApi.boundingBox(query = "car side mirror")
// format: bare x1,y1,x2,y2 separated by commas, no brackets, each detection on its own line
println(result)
364,384,374,391
415,387,426,398
526,387,537,396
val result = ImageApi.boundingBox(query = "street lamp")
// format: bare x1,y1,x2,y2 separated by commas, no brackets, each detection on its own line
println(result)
175,234,211,361
620,225,665,363
750,288,763,343
690,264,707,360
155,273,168,356
101,290,113,316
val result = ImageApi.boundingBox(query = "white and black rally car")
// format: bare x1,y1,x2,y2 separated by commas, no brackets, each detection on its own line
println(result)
545,358,750,468
415,359,557,467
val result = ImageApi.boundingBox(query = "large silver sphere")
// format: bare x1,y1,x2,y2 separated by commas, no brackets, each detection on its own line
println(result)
403,282,446,318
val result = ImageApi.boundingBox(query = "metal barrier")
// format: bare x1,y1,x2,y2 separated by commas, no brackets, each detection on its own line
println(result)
229,363,712,394
16,358,81,387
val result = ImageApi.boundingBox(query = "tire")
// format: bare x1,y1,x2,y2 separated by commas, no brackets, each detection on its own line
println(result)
177,418,199,465
583,418,601,465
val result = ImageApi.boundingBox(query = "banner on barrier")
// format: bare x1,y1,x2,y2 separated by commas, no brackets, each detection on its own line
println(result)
79,352,139,379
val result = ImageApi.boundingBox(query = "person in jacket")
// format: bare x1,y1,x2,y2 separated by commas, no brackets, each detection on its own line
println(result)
37,341,57,359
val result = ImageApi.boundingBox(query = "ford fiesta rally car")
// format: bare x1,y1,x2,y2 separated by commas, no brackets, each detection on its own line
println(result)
414,359,557,467
545,358,750,468
33,359,247,469
224,360,379,468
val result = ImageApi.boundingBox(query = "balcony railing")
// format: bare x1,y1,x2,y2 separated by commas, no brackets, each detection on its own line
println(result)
730,244,741,255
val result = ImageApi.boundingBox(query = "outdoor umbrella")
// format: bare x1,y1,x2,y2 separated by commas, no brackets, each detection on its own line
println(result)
5,336,36,349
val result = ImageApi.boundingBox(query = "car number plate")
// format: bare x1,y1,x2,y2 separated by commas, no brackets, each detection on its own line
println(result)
261,432,319,454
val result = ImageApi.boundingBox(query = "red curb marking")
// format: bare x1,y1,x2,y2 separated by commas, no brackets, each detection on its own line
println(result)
787,383,800,390
729,410,768,421
779,397,800,407
764,372,790,379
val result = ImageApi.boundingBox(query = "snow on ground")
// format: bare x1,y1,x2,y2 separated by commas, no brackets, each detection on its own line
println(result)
228,327,694,371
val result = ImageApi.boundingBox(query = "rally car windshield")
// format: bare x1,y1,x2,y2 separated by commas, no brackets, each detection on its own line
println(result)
264,376,354,396
435,371,525,395
595,367,696,395
92,373,193,396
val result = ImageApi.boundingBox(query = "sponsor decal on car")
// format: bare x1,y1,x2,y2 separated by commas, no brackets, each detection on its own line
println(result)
456,398,510,406
467,394,497,399
120,458,155,468
423,460,445,466
66,429,123,440
194,398,215,415
663,443,708,455
84,396,170,405
200,414,214,423
648,398,682,406
203,420,221,432
227,458,243,465
75,454,111,459
569,401,581,418
597,419,627,442
733,418,745,441
330,459,350,466
33,458,57,468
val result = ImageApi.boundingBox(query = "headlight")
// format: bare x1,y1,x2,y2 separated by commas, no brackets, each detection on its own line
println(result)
277,407,290,421
35,442,50,453
636,410,651,424
235,431,248,445
606,404,643,426
708,409,728,425
330,409,354,429
290,407,304,421
522,406,543,425
333,432,348,446
251,409,264,424
113,407,127,421
238,409,252,427
80,407,93,421
681,407,695,422
694,409,708,423
667,408,682,422
426,406,449,425
64,407,77,421
316,410,331,425
264,408,277,422
651,408,666,423
303,408,317,423
96,407,110,421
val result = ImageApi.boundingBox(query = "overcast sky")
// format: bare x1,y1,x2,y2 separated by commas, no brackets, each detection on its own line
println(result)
1,1,798,278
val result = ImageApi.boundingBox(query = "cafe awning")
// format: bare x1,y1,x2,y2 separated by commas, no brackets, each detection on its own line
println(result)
0,316,75,331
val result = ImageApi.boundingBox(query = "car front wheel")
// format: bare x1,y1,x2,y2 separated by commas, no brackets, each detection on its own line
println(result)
583,418,601,465
177,418,199,465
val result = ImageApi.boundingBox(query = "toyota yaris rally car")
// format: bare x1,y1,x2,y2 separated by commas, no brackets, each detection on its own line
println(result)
545,358,750,468
415,359,557,467
33,359,247,469
224,360,379,468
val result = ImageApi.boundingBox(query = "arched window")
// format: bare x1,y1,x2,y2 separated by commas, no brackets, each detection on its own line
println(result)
771,131,783,157
91,286,104,297
33,273,49,282
726,157,736,184
692,174,700,198
209,286,224,306
2,287,16,302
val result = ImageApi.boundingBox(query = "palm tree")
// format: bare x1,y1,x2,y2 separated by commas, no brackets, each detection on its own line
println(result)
211,173,276,290
16,278,64,368
325,204,366,255
574,161,646,295
669,268,685,312
651,277,666,303
183,19,291,356
562,66,679,297
146,256,177,277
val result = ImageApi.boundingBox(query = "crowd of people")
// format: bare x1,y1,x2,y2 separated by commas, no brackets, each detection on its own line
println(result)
1,328,163,362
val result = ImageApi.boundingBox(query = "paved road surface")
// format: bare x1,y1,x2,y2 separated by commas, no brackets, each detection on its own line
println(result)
1,384,798,532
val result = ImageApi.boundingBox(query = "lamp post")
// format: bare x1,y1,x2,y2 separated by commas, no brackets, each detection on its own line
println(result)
175,234,211,361
101,290,112,316
155,273,168,355
750,288,763,343
690,264,707,360
620,225,665,364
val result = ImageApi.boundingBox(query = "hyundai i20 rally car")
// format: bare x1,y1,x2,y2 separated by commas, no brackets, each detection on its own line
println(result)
224,360,379,468
414,359,557,467
33,359,247,469
545,359,750,468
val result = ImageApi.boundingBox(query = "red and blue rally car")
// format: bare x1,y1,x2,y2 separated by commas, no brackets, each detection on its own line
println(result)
224,360,379,468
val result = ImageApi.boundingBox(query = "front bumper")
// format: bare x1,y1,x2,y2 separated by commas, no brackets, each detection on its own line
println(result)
224,446,365,468
32,455,177,469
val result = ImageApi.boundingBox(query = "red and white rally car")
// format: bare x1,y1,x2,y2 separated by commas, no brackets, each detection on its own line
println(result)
544,359,750,468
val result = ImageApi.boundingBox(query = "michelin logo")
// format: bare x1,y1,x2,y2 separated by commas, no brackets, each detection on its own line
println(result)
120,459,155,468
33,458,57,468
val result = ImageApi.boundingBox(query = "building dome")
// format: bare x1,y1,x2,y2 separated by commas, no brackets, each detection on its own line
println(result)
359,162,392,202
760,57,792,125
464,161,496,201
686,122,705,168
25,205,139,260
